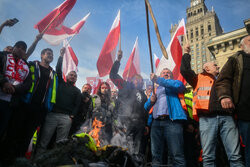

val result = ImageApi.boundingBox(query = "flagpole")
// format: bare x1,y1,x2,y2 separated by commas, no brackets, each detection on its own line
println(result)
41,12,62,34
119,34,121,51
145,0,168,60
65,33,77,47
145,0,155,93
184,33,189,45
119,10,121,51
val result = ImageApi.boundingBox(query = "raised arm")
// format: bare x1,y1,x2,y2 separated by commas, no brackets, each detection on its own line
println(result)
109,50,125,89
180,44,198,88
56,47,66,83
25,34,43,60
0,19,17,34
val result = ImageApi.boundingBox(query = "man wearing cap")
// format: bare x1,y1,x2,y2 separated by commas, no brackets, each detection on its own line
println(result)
0,41,31,139
0,46,58,162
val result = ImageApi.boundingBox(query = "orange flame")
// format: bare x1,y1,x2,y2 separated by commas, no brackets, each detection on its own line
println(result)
88,117,104,147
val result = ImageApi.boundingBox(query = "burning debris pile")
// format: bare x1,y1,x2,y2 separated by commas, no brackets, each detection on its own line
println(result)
9,134,140,167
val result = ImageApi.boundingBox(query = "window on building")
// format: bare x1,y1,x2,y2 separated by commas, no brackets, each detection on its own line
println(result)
202,55,206,62
208,25,211,32
190,29,193,39
196,27,199,37
201,25,204,35
200,8,203,12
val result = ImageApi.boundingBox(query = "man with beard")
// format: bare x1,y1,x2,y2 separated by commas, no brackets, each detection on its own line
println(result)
215,35,250,167
109,50,148,157
35,48,81,154
1,47,58,163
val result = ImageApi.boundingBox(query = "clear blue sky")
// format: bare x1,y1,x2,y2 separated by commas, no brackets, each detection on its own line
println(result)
0,0,249,88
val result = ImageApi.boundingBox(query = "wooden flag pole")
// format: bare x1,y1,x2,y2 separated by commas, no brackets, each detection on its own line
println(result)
65,33,77,47
41,12,62,34
119,33,121,51
145,0,168,60
145,0,155,93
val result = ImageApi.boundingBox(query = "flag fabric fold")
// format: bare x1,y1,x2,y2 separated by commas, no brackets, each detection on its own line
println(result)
122,37,140,81
92,75,102,95
35,0,90,45
153,53,160,69
156,18,186,84
62,40,78,80
97,10,120,77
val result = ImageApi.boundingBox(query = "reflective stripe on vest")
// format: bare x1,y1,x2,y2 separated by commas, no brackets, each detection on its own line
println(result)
193,74,214,112
178,93,187,111
51,74,57,103
29,65,35,93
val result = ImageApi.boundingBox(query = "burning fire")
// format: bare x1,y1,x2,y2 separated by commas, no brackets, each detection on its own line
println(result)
88,117,104,147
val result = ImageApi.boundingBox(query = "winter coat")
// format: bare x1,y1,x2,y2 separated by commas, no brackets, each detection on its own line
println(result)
144,77,187,122
215,51,244,105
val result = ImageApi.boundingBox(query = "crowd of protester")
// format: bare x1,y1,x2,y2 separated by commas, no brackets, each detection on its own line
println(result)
0,18,250,167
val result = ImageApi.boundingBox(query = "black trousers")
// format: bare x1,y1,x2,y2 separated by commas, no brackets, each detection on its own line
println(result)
0,102,47,162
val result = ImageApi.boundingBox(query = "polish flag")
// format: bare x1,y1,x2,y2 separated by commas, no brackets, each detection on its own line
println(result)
156,18,186,84
122,37,140,81
97,10,120,77
62,40,78,80
153,53,160,69
35,0,90,45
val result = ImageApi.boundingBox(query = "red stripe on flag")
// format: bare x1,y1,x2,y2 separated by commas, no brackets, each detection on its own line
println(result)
170,26,186,84
97,22,120,77
68,46,78,66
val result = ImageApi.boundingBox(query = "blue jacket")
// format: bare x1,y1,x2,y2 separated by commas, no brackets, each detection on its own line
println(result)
144,77,187,126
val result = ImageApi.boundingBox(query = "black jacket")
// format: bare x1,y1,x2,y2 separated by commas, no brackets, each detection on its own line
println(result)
53,56,81,116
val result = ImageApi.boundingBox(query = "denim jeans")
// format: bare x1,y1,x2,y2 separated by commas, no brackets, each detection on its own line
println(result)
238,120,250,167
150,118,186,167
199,116,244,167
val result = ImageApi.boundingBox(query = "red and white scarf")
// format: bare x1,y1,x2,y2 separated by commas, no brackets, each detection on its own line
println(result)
5,54,29,85
0,54,29,102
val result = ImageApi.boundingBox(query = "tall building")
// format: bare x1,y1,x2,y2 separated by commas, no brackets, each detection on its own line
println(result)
170,0,223,73
207,19,249,68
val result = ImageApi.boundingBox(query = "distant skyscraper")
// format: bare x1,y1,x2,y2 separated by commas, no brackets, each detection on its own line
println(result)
170,0,223,73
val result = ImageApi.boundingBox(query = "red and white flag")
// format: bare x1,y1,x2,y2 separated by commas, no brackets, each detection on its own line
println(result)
156,18,186,84
92,75,102,95
97,10,120,77
153,53,160,69
62,40,78,80
122,37,140,81
35,0,90,45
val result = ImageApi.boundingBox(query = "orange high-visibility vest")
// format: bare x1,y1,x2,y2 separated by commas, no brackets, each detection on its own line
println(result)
192,74,214,120
178,93,187,111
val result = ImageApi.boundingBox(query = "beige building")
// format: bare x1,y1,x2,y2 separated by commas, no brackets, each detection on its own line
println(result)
207,27,248,68
170,0,223,73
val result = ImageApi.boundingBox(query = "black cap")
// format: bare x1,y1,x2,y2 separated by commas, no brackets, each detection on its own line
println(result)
14,41,27,50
